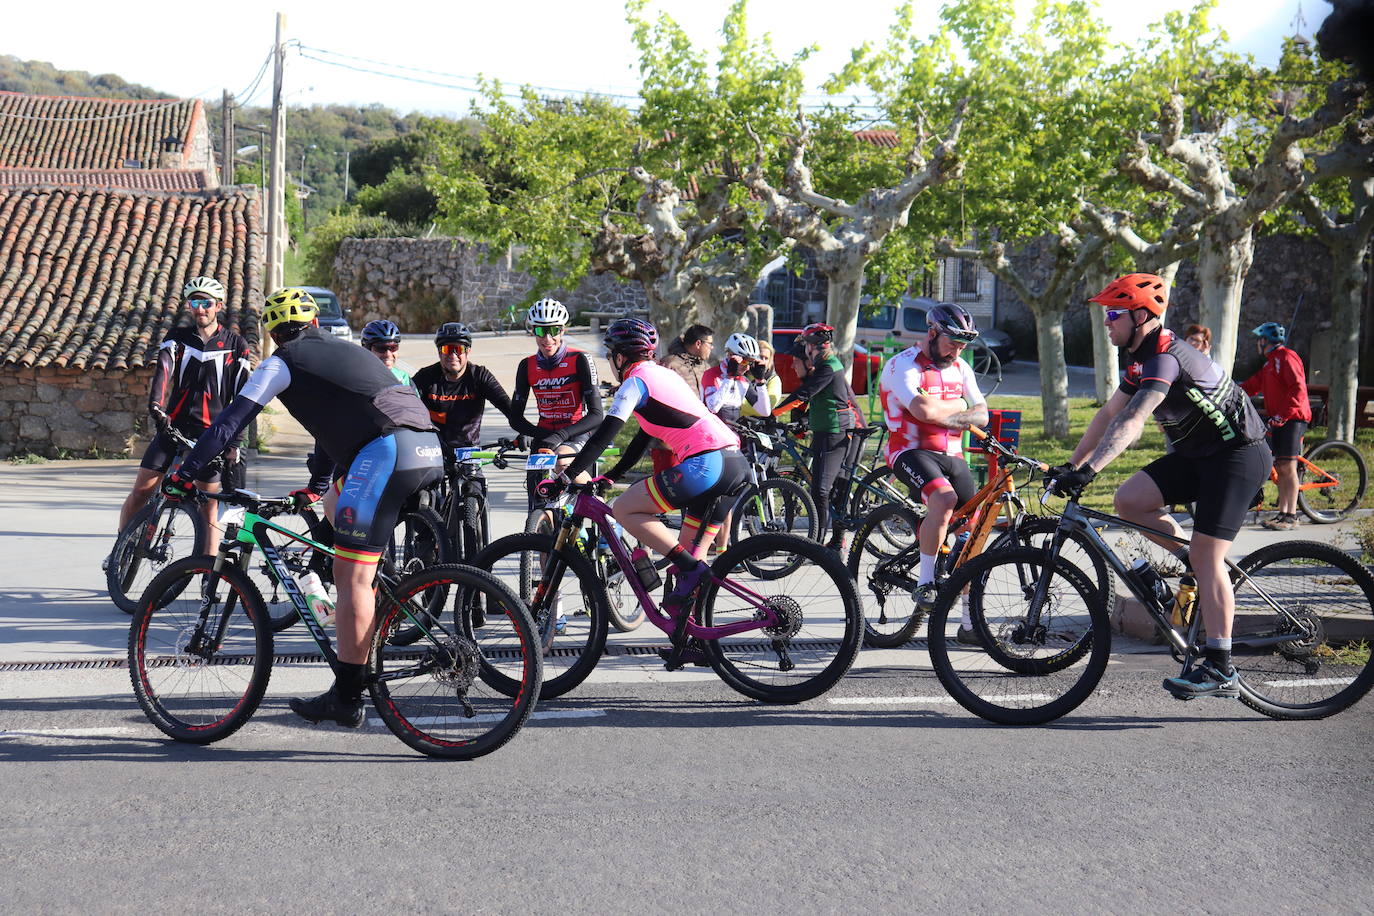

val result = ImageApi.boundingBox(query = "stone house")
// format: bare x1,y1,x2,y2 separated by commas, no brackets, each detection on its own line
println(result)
0,91,260,457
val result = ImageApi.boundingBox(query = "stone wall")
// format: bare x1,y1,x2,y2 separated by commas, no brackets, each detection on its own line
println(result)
0,367,152,458
332,237,648,332
995,233,1338,377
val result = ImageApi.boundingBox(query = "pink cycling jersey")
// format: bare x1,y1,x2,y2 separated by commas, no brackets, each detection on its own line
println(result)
608,361,739,462
879,342,985,462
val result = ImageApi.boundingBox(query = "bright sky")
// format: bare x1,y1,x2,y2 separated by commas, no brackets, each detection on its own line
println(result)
7,0,1309,116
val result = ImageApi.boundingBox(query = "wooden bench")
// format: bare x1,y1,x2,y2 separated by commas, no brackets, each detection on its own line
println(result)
586,309,650,336
1306,384,1374,429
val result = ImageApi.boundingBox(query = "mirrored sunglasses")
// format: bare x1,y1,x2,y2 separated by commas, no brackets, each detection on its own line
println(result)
369,342,400,353
532,325,564,338
439,343,469,356
185,298,218,309
940,328,978,344
1104,309,1131,322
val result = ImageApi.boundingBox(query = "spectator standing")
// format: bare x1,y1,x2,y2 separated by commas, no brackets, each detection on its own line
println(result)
1183,324,1213,357
1240,322,1311,530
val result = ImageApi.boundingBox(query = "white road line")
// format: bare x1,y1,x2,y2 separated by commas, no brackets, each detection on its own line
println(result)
0,726,141,739
365,708,606,727
1262,677,1356,689
828,694,1053,705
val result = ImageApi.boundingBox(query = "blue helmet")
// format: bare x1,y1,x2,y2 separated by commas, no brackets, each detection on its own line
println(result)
361,319,401,346
1252,322,1286,345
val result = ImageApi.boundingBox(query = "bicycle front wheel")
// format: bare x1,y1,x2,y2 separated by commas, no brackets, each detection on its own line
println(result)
1297,440,1367,523
472,532,610,699
847,503,924,647
848,465,906,521
370,564,542,759
987,516,1115,611
128,558,273,743
108,499,208,614
928,548,1111,725
384,506,454,646
701,533,863,703
1229,540,1374,719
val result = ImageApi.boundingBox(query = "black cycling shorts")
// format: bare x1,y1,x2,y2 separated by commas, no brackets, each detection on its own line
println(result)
139,429,220,483
1268,419,1307,460
891,449,976,509
1143,440,1273,540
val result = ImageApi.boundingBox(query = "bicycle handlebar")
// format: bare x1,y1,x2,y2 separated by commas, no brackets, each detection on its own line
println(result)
967,424,1048,473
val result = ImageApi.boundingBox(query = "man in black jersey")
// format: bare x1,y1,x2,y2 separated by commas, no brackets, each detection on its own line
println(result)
164,288,443,728
412,322,541,452
1050,274,1272,701
110,277,250,568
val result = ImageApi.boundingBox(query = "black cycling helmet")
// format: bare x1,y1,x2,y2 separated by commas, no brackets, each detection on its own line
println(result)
927,303,979,343
435,321,474,347
361,319,401,346
604,317,658,359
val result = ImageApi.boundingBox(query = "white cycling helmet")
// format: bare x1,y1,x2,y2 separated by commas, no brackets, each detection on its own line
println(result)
183,276,226,301
527,297,569,328
724,332,761,360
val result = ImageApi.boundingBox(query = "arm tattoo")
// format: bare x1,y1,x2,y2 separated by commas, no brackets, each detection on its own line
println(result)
1088,388,1166,469
945,404,990,431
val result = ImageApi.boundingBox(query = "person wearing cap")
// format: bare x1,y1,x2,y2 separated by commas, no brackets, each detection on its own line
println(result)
1049,273,1271,701
1240,322,1311,531
108,276,251,569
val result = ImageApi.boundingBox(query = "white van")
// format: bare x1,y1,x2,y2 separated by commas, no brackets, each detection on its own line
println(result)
854,296,1015,363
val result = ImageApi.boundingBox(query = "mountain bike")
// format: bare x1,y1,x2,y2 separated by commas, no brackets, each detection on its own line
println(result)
1256,437,1367,523
848,427,1112,648
128,488,542,759
927,485,1374,725
474,479,863,701
106,426,224,614
729,420,817,550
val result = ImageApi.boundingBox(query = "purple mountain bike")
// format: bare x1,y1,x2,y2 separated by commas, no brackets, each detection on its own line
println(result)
472,480,863,702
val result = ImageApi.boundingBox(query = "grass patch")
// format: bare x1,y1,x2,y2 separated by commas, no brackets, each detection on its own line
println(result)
1314,639,1371,667
6,452,48,464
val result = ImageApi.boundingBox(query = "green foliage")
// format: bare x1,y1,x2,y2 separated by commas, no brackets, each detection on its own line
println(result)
355,168,438,225
0,54,164,98
301,211,418,288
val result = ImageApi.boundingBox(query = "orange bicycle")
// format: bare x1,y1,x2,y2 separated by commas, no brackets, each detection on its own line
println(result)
847,427,1112,648
1256,439,1367,524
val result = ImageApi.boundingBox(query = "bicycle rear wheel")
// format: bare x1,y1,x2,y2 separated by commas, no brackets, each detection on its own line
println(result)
1228,540,1374,719
370,564,542,759
108,499,208,614
128,557,273,743
472,532,610,699
848,465,906,521
928,548,1111,725
700,533,862,703
847,503,924,647
1297,440,1367,523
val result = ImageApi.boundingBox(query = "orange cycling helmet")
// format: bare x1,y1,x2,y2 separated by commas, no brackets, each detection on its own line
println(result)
1089,273,1168,315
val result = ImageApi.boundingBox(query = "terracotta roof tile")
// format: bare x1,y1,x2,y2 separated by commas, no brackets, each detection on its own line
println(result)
0,186,263,370
0,167,209,190
0,91,202,170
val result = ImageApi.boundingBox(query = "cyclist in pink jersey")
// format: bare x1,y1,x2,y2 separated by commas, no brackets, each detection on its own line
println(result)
877,303,988,623
540,318,746,625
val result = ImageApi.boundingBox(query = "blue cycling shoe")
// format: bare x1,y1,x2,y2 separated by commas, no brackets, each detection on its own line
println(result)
1163,661,1239,700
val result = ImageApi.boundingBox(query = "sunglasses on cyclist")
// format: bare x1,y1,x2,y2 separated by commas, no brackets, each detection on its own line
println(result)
532,325,564,338
185,298,218,310
1104,309,1132,322
939,328,978,345
439,343,469,356
369,343,400,353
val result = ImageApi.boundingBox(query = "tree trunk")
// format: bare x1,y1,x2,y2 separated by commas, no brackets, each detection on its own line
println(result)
1195,227,1255,373
824,263,865,372
1033,306,1071,438
1326,232,1367,442
1084,260,1117,405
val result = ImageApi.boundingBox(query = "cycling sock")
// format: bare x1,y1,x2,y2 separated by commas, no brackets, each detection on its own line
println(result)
1204,638,1233,675
958,595,972,630
667,545,698,573
918,552,937,586
335,661,366,702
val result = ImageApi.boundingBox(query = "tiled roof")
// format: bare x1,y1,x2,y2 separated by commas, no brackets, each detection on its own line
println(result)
852,129,901,148
0,186,263,370
0,167,209,191
0,92,203,170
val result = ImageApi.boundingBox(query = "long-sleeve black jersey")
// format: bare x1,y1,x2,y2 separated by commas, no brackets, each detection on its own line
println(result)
412,362,541,448
148,325,252,440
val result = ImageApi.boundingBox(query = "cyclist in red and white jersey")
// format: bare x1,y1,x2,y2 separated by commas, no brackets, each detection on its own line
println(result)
509,298,604,507
878,303,988,622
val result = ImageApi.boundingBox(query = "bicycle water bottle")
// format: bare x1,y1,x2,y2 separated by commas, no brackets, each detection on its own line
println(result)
295,570,335,627
1171,575,1197,627
1129,557,1172,608
630,548,662,591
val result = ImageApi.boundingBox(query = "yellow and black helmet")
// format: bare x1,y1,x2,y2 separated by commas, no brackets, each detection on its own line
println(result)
263,287,318,331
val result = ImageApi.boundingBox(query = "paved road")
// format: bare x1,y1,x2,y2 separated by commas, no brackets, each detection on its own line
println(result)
2,335,1371,912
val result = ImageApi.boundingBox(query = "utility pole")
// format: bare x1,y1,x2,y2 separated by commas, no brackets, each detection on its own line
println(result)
220,90,234,187
265,12,287,295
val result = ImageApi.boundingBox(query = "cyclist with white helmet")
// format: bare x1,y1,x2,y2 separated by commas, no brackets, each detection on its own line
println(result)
360,319,413,387
510,297,604,507
877,303,988,627
703,332,771,425
162,287,443,727
108,276,250,570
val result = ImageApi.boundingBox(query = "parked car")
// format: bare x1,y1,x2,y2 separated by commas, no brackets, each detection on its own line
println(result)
771,329,884,397
853,295,1016,363
300,286,353,341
